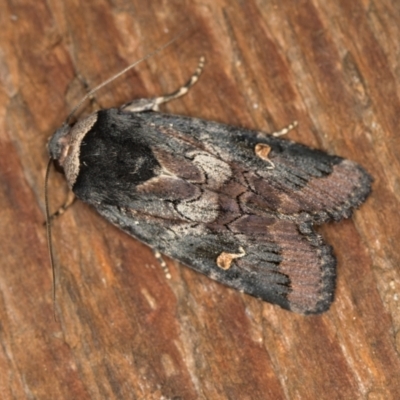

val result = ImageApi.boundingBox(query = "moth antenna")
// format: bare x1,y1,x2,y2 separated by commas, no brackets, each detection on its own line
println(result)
66,32,187,124
45,158,58,321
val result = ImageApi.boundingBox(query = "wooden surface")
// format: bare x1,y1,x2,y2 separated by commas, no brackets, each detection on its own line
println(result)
1,0,400,398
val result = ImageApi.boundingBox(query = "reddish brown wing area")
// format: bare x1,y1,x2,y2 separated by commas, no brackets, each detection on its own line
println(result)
243,159,371,223
229,215,335,314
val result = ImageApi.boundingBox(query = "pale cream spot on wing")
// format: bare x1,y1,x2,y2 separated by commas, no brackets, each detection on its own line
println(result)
216,247,246,270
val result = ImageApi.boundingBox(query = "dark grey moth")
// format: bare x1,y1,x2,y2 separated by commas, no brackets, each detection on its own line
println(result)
48,58,372,314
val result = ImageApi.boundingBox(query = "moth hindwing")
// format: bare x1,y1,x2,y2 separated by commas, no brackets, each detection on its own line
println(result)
48,59,372,314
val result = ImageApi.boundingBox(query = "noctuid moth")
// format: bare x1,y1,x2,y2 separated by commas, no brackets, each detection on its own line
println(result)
48,55,371,315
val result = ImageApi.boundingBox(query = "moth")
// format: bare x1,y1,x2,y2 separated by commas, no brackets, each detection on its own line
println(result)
48,57,372,314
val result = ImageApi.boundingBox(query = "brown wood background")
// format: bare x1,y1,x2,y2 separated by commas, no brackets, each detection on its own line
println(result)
1,0,399,398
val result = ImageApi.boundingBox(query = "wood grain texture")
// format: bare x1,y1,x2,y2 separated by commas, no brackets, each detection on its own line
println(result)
0,0,399,398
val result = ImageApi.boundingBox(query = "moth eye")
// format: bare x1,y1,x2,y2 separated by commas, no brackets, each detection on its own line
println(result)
52,159,64,173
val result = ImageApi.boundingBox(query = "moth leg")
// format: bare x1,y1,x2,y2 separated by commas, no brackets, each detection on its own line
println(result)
48,191,76,223
120,56,205,112
153,250,172,280
271,120,298,137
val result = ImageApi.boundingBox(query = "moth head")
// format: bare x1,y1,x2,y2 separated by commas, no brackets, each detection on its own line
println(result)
48,113,98,187
48,123,71,166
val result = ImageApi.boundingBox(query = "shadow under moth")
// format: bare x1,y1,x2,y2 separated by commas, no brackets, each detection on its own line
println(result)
48,56,372,315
